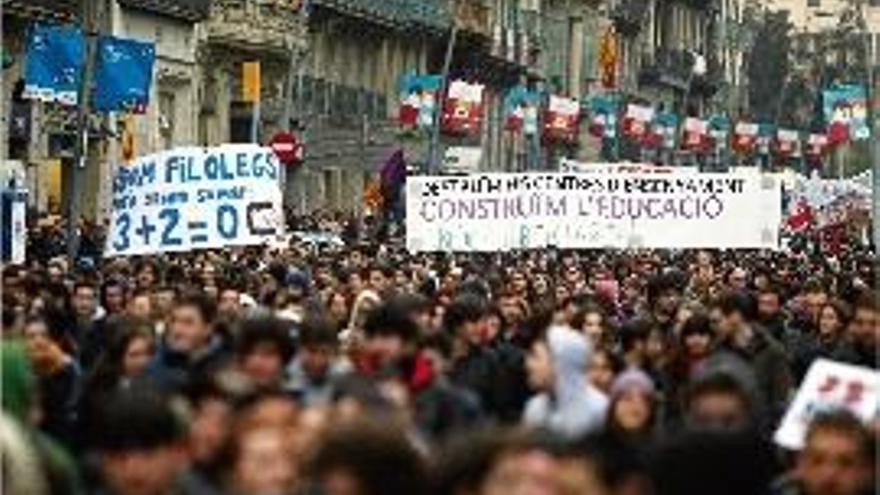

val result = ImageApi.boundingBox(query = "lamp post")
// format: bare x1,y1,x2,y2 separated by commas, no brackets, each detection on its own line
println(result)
427,4,460,175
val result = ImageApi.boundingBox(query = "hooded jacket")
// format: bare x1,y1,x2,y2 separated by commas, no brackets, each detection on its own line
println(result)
524,325,609,438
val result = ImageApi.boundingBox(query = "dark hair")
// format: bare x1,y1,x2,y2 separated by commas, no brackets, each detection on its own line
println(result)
306,419,428,495
571,303,609,332
299,313,339,347
174,291,217,324
363,303,420,343
235,317,295,364
94,384,186,452
90,318,155,387
619,318,652,353
806,410,874,461
647,272,680,304
679,313,713,340
443,294,485,333
716,291,755,321
72,280,96,295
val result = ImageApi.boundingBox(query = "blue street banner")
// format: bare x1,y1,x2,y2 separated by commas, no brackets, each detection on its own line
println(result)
504,85,540,135
94,35,156,112
23,24,84,105
106,145,285,256
823,84,870,141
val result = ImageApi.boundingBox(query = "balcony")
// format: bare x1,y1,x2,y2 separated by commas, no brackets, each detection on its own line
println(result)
311,0,451,33
204,0,305,54
639,48,723,96
117,0,212,22
455,0,491,38
1,0,79,19
612,0,648,37
638,49,692,91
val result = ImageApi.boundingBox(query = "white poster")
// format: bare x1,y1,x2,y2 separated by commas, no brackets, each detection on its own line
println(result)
406,172,781,252
774,359,879,451
106,145,284,256
11,193,26,264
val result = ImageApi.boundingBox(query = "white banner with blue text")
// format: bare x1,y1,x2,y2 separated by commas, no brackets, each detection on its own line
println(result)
106,145,284,256
406,172,782,252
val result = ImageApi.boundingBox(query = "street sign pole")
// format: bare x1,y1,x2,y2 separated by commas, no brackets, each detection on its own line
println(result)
67,0,100,264
428,14,459,175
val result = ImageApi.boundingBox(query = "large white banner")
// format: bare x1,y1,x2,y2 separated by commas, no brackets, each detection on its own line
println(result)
406,172,782,252
106,145,284,256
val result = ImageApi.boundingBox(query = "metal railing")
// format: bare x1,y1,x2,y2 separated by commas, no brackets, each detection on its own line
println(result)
311,0,451,31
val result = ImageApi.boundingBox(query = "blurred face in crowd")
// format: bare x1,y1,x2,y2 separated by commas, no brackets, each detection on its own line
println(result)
688,390,750,431
100,445,186,495
804,289,828,323
526,341,554,392
510,272,528,296
219,289,242,320
499,296,524,327
328,293,349,324
588,351,616,393
645,328,667,364
348,273,364,295
581,311,605,347
458,317,483,347
232,427,297,495
241,343,286,388
167,304,212,354
482,450,556,495
104,284,126,314
301,343,334,382
555,285,571,304
73,285,98,321
683,329,712,359
366,333,406,368
613,389,653,434
123,335,155,377
818,305,843,338
532,275,549,297
368,270,388,294
129,294,153,321
47,264,64,284
202,264,217,285
728,268,747,291
483,313,503,343
797,426,874,495
137,265,157,289
23,319,64,371
655,289,680,319
154,288,176,316
849,306,878,345
190,397,233,466
757,291,781,321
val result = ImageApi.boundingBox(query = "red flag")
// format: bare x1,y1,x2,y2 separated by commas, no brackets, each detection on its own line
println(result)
787,198,814,231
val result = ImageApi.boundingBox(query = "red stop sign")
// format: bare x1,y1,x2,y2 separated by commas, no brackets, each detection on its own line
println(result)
270,131,303,165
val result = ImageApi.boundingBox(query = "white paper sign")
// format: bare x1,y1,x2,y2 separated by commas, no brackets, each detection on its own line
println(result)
406,172,782,252
106,145,284,256
774,359,879,451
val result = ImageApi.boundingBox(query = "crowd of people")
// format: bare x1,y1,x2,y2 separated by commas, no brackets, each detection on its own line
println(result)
1,214,877,495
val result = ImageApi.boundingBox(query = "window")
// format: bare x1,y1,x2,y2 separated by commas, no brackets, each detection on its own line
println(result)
807,0,820,8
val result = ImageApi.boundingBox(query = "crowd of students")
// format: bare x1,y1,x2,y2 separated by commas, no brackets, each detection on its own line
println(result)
1,220,876,495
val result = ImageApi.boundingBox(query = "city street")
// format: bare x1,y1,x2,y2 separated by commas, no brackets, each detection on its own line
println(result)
0,1,877,495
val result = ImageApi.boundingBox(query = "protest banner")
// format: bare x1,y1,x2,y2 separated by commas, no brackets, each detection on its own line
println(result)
406,172,781,252
774,359,879,451
106,145,284,256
